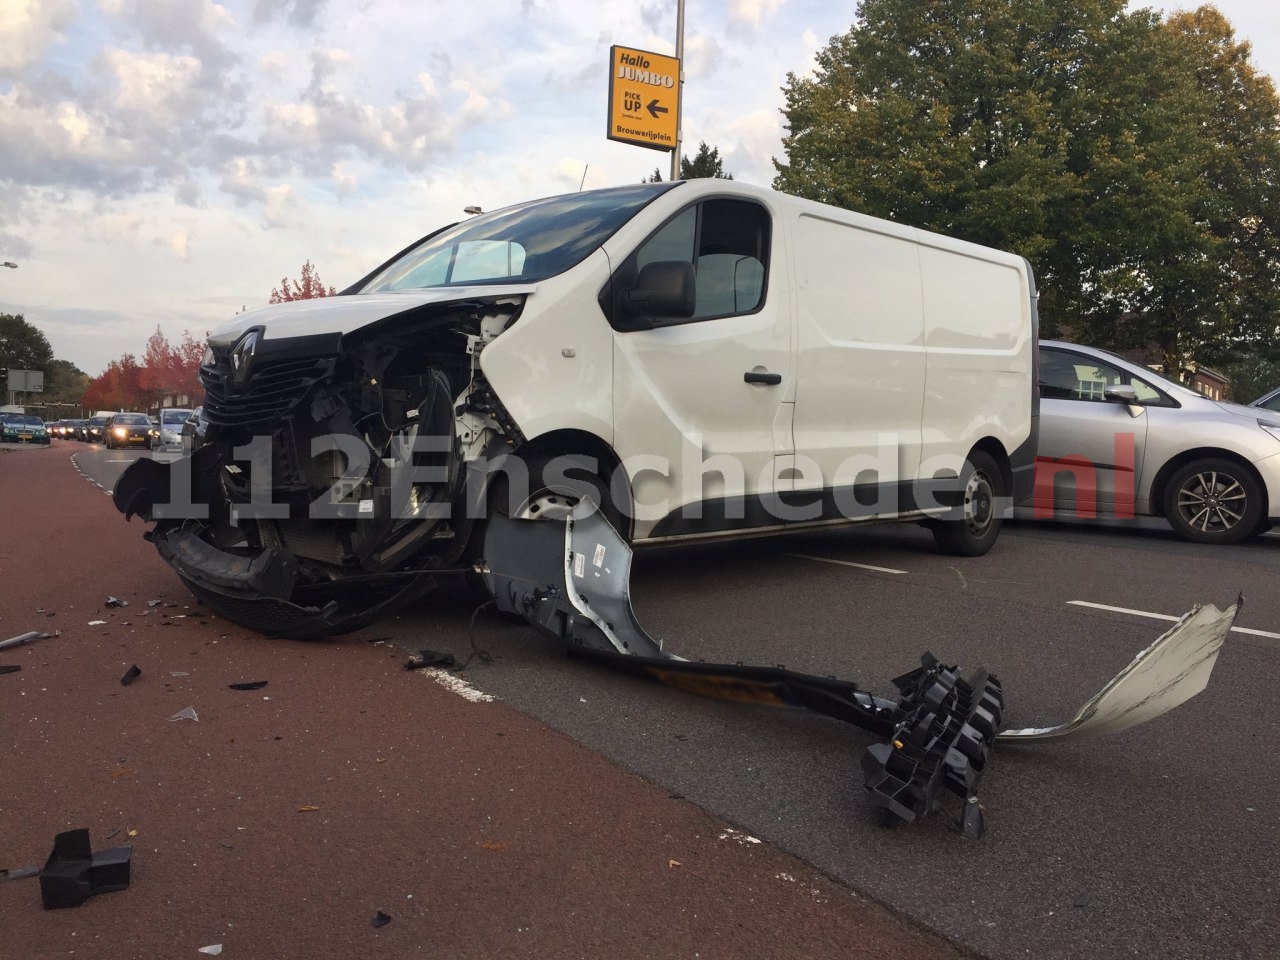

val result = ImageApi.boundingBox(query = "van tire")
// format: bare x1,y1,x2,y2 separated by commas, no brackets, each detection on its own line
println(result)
931,451,1004,557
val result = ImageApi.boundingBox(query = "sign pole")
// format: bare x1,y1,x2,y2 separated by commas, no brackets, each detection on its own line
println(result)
669,0,685,181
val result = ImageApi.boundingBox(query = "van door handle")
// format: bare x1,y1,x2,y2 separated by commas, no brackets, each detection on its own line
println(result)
744,370,782,386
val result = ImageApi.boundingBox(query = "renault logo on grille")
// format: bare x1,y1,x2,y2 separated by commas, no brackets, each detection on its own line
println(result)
230,329,261,387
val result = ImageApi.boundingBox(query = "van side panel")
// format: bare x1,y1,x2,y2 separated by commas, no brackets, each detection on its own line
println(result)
917,242,1034,477
479,251,616,446
790,213,926,499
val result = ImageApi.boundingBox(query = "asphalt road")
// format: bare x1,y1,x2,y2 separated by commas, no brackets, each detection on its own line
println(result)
56,442,1280,958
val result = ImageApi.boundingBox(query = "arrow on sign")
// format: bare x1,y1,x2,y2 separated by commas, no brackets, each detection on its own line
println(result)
646,99,669,119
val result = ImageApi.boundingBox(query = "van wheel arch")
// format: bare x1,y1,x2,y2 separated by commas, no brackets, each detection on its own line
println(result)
482,429,631,537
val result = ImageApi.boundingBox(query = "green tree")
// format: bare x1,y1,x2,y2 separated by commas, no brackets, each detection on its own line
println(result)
1162,7,1280,364
645,141,735,182
774,1,1280,375
43,359,89,410
0,313,55,397
1220,353,1280,404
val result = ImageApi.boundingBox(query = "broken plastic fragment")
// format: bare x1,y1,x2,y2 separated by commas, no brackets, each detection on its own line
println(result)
405,650,457,671
297,805,319,812
372,911,392,928
197,946,223,956
998,599,1239,741
104,597,129,608
0,630,56,652
167,706,198,722
228,680,268,691
0,665,21,675
88,620,107,626
38,828,133,909
120,665,142,686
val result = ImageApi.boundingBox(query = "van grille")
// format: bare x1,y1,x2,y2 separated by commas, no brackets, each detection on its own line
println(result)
201,356,336,429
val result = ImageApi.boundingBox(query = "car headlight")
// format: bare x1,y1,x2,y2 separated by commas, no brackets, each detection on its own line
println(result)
1259,419,1280,444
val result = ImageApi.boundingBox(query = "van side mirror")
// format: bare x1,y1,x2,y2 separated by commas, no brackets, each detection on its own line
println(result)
619,261,696,328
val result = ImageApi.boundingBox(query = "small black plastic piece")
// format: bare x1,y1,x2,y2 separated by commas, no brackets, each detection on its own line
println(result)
405,650,457,671
229,680,268,691
38,829,133,910
120,665,142,686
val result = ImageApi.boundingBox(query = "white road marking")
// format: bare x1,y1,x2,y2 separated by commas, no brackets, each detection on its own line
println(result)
1068,600,1280,640
414,667,495,703
787,553,907,575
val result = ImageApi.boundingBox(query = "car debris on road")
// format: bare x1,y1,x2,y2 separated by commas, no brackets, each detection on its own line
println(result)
479,504,1238,836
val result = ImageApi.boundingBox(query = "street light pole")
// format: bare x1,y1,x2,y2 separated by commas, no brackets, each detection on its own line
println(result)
669,0,685,181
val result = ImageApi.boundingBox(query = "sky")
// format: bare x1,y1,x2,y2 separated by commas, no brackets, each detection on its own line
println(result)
2,0,1278,377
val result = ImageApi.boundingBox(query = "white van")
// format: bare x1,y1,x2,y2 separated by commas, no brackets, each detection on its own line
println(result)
115,180,1038,635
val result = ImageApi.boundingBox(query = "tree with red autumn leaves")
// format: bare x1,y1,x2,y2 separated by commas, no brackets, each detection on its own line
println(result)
269,260,338,303
81,327,205,413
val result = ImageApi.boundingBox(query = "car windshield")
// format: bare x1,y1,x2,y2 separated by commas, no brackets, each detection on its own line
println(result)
8,415,42,426
161,409,192,424
117,414,150,425
358,183,680,293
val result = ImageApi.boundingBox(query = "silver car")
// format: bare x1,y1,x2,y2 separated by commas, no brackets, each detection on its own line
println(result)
1032,340,1280,543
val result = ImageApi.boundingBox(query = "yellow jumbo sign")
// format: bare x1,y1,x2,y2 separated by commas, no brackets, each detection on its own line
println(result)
608,45,680,152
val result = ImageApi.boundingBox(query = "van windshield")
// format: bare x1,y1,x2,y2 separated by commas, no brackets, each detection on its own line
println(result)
359,183,680,293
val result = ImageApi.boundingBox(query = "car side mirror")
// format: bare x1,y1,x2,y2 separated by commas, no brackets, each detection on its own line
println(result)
618,261,696,330
1104,384,1145,418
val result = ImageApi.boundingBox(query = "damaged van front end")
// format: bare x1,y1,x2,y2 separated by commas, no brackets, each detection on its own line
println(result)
114,291,527,637
115,183,681,637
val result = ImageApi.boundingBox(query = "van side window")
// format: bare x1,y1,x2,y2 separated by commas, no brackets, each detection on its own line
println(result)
616,199,770,325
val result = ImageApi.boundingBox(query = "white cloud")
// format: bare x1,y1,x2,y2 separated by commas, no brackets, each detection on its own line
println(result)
158,229,192,261
728,0,787,30
263,183,295,228
103,48,204,119
331,161,357,197
0,0,77,78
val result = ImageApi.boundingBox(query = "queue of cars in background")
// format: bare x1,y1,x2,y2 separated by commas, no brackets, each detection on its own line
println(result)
29,409,198,447
1032,340,1280,544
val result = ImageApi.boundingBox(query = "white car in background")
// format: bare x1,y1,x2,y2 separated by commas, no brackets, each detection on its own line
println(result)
1033,340,1280,543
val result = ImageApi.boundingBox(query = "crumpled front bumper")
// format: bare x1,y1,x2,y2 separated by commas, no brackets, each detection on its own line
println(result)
112,447,441,639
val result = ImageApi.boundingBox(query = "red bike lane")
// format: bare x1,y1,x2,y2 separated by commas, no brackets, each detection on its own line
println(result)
0,445,964,960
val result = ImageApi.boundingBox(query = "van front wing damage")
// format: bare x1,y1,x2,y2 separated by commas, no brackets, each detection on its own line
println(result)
481,504,1238,836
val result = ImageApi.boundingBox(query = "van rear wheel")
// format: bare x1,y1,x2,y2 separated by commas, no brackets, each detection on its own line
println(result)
931,451,1004,557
